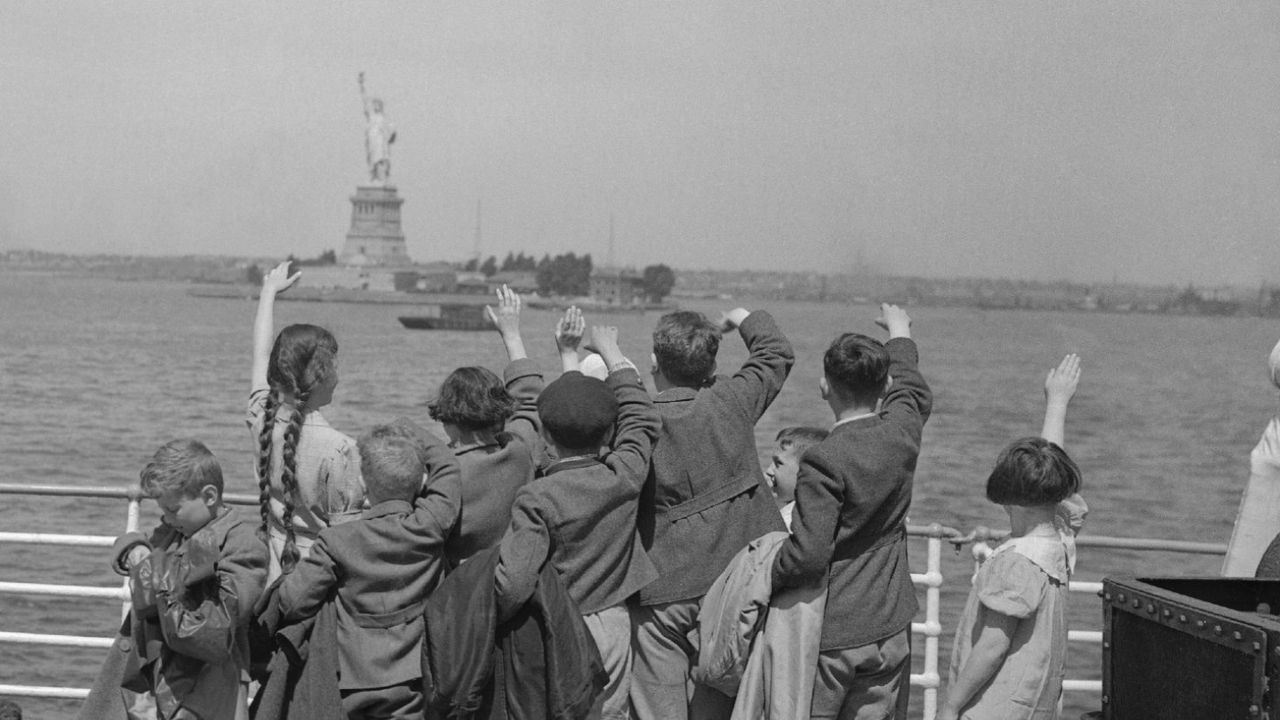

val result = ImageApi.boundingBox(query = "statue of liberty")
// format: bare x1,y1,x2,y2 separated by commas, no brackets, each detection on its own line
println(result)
358,72,396,185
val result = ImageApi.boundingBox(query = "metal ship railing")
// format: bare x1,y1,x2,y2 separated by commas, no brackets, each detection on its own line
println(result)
0,483,1229,719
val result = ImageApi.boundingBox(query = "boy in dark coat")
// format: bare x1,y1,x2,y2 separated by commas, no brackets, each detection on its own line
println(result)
495,325,660,720
275,424,461,719
111,439,268,720
631,307,793,720
771,304,932,720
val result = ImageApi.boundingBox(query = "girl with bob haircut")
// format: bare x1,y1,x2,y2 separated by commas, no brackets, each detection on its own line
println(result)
427,287,584,566
248,261,363,580
941,354,1088,720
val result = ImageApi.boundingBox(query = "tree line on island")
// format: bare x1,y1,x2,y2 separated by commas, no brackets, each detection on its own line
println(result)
463,251,674,303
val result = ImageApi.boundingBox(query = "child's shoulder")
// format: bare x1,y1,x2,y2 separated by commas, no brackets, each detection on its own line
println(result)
975,548,1050,618
211,508,268,552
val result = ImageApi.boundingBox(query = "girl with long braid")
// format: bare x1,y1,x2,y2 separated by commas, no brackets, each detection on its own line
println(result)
248,261,364,581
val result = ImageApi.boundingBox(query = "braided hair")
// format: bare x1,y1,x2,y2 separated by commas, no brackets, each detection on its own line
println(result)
255,323,338,574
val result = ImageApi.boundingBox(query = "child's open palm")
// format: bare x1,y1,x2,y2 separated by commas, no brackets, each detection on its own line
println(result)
555,306,585,353
262,260,300,294
1044,353,1081,405
485,284,522,336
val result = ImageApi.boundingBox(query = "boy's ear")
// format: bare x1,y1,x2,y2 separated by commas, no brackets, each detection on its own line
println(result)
819,375,830,400
199,484,220,507
882,374,894,397
649,352,660,376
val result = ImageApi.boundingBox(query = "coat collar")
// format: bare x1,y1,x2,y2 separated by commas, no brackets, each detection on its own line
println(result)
361,499,413,519
993,533,1073,583
654,386,698,403
542,456,604,476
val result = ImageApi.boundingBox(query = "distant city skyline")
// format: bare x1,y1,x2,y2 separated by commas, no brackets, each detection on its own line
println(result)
1,2,1276,285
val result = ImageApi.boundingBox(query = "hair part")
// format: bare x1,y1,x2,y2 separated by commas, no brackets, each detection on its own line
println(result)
140,439,223,498
776,426,829,456
823,333,890,403
257,323,339,574
652,311,721,386
986,437,1082,507
429,366,517,431
358,429,426,503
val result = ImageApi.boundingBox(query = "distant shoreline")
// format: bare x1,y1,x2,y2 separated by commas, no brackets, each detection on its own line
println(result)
5,251,1278,318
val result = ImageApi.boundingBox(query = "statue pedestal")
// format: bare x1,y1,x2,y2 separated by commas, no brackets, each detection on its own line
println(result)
341,185,407,265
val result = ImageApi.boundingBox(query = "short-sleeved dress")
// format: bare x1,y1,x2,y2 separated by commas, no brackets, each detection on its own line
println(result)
947,529,1075,720
247,388,365,581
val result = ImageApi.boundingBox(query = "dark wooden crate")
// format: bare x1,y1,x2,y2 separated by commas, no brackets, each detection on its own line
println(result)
1102,577,1280,720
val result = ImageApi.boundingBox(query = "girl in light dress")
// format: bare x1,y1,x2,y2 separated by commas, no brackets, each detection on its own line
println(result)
248,261,363,581
941,354,1088,720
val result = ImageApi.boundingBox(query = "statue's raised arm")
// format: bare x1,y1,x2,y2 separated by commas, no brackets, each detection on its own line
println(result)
358,71,371,120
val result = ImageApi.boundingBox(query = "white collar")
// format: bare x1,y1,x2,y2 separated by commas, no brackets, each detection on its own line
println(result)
832,412,878,430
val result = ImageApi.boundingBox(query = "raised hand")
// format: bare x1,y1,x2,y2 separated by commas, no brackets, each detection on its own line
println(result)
874,303,912,339
587,325,622,364
719,308,751,332
1044,353,1081,407
555,306,585,354
261,260,300,295
485,285,522,338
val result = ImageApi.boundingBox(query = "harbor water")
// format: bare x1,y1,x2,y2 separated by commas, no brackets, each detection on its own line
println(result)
3,270,1277,717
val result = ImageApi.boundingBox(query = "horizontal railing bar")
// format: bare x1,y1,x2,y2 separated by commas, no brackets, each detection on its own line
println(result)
1064,679,1103,693
0,482,255,505
0,531,116,547
0,631,115,648
1070,630,1103,644
0,483,142,499
1076,535,1226,555
1071,581,1103,595
0,684,90,699
0,581,127,599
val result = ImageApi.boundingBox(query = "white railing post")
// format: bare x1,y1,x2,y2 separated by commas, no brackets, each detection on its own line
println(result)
922,533,942,720
122,495,141,620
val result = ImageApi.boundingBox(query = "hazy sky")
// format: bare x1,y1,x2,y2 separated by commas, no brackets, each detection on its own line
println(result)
2,2,1277,284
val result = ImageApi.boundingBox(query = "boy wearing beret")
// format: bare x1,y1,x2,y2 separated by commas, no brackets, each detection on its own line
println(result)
495,325,660,720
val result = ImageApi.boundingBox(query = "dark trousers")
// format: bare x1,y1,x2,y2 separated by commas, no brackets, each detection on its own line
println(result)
340,682,423,720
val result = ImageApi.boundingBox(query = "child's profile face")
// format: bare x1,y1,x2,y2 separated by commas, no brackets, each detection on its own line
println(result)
764,443,802,504
156,486,218,537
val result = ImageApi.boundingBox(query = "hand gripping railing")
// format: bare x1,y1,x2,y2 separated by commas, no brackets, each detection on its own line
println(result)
0,483,1230,719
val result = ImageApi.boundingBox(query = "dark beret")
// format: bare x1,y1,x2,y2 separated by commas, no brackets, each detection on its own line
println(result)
537,371,618,449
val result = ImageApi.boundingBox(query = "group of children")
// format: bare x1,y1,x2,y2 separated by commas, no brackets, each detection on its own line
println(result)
96,259,1088,720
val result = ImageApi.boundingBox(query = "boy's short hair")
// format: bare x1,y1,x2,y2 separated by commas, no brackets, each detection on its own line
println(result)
372,417,438,469
429,366,517,431
823,333,890,401
986,437,1081,507
653,311,721,386
139,439,223,498
0,699,22,720
358,428,426,502
537,371,618,451
776,426,829,456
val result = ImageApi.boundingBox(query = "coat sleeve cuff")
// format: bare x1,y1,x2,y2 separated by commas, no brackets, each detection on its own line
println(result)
111,532,152,576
